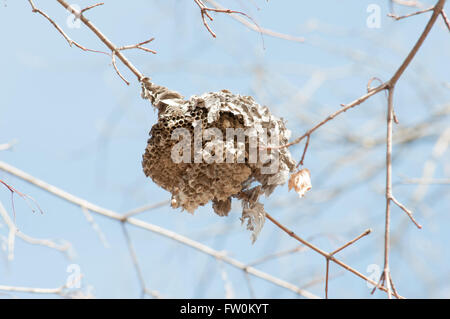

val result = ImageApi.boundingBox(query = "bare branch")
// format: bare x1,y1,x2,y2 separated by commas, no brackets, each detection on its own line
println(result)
388,6,434,20
441,9,450,31
81,206,110,248
0,201,72,261
390,196,422,229
274,83,387,150
122,200,170,220
27,0,109,55
118,38,157,54
0,179,43,219
389,0,446,86
0,139,18,151
330,229,372,256
0,161,318,299
392,0,423,7
193,0,259,38
297,135,310,167
247,245,307,267
0,276,90,298
121,223,161,298
371,0,446,298
29,0,156,84
263,213,396,297
204,0,305,42
400,178,450,185
80,2,104,15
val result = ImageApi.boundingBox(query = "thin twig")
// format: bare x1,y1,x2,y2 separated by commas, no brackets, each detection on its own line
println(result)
390,196,422,228
81,206,110,248
247,245,306,267
389,0,445,86
330,229,372,256
111,51,130,85
279,0,444,152
388,6,434,20
392,0,422,7
381,86,395,299
193,0,261,39
0,201,72,260
0,274,86,298
0,284,62,295
56,0,145,81
372,0,446,298
29,0,155,85
80,2,104,15
121,223,160,298
441,9,450,31
118,38,157,54
112,37,157,85
399,178,450,185
325,260,330,298
0,161,318,299
264,213,397,297
388,4,450,32
325,229,371,298
27,0,109,55
297,135,310,168
243,271,256,298
275,1,444,298
274,83,387,150
0,179,43,219
23,0,447,299
0,140,18,151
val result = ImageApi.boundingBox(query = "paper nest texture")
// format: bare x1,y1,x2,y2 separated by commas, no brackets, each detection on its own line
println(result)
141,78,296,242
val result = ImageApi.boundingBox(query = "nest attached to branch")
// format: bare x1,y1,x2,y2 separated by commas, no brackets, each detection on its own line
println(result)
141,77,295,242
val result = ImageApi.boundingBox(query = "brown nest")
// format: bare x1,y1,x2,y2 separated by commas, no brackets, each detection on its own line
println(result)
141,78,295,242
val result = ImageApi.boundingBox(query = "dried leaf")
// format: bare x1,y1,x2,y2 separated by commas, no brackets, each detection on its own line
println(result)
288,168,312,198
241,202,266,244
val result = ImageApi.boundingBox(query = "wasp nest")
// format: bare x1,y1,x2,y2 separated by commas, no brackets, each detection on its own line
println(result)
141,78,296,242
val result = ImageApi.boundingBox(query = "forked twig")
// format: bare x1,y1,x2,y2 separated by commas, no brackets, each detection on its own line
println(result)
203,0,305,43
388,6,434,20
0,179,43,219
0,161,319,299
28,0,156,85
193,0,260,39
27,0,109,55
264,212,392,298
